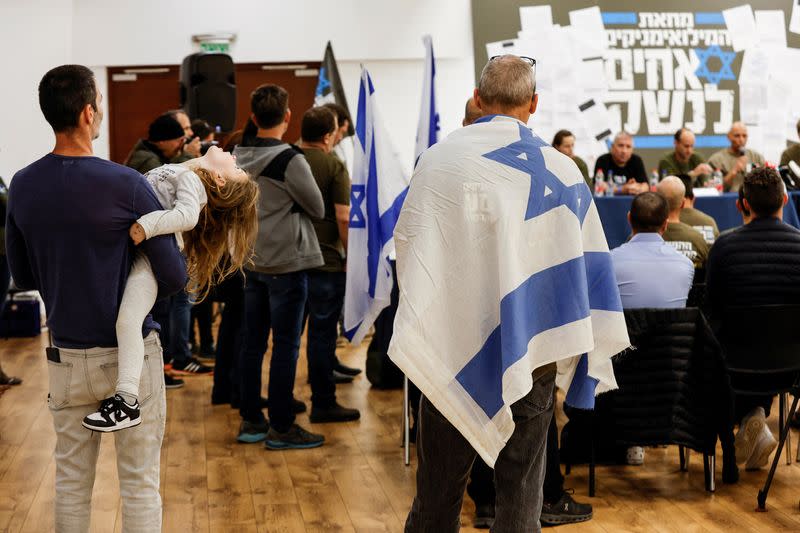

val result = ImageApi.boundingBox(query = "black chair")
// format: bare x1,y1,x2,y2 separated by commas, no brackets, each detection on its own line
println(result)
718,304,800,511
564,308,735,496
686,282,706,310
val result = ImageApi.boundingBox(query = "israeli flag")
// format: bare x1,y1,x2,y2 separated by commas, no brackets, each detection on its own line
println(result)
343,69,410,344
414,35,440,164
389,115,630,466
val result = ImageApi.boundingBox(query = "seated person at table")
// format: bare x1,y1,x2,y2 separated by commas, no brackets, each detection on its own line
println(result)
657,176,710,268
594,131,649,195
658,128,712,185
780,119,800,169
719,188,754,238
708,122,765,193
612,192,694,308
706,167,800,470
552,129,590,187
677,174,719,245
611,192,694,465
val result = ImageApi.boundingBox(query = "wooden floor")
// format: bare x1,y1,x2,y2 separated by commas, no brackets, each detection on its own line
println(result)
1,331,800,532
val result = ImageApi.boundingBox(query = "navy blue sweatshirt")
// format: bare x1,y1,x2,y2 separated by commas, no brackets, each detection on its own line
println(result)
5,153,187,348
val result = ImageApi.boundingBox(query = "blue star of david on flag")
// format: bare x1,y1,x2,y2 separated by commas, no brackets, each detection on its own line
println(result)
694,46,736,85
350,184,366,228
315,66,331,98
481,123,592,224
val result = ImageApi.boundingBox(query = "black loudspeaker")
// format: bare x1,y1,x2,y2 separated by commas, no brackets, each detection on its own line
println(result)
180,53,237,132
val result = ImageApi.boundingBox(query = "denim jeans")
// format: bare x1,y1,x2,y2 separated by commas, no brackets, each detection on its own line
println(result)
467,389,565,508
306,271,345,408
405,367,556,533
168,289,192,366
49,332,166,532
239,270,308,431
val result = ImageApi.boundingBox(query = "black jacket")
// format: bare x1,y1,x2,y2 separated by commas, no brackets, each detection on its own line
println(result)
562,308,735,473
706,217,800,326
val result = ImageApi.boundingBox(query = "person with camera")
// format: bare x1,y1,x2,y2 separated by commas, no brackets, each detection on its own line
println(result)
169,109,202,160
708,122,765,193
191,118,219,156
124,113,191,174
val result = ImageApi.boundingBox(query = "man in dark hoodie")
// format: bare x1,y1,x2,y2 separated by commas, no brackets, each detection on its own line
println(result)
233,84,327,449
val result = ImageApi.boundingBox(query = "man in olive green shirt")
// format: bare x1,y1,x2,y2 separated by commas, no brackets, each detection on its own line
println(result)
677,175,719,244
299,106,360,423
657,176,710,268
658,128,712,185
708,122,765,192
780,120,800,168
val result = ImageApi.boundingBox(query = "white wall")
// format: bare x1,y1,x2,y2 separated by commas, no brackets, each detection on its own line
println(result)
0,0,73,179
0,0,474,178
71,0,476,175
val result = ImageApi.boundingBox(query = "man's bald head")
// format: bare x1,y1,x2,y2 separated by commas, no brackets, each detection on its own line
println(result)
463,97,482,126
730,121,747,135
673,128,696,162
728,121,748,152
475,55,537,120
657,176,686,213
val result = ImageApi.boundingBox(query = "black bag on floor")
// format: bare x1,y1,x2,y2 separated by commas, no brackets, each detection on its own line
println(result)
0,292,41,338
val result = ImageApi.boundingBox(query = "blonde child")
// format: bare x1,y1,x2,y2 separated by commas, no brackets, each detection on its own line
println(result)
83,146,258,431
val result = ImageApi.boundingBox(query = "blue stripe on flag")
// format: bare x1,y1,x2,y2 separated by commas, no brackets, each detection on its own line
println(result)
455,252,622,419
630,135,728,149
564,354,598,409
380,187,408,246
427,47,439,149
356,81,367,148
366,133,381,298
343,321,362,341
602,12,638,25
695,12,724,25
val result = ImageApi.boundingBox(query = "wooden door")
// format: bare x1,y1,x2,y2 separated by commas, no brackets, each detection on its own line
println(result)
107,65,181,164
232,62,321,144
106,61,321,164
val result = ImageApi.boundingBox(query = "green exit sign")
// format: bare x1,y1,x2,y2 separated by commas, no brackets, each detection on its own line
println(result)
200,42,229,53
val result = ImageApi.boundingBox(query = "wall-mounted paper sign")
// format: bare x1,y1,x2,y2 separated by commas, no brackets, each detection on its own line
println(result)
722,5,758,52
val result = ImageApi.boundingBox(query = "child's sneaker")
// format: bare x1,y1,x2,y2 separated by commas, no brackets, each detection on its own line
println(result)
82,395,141,432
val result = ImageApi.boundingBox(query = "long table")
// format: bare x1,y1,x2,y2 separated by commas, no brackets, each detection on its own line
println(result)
596,192,800,249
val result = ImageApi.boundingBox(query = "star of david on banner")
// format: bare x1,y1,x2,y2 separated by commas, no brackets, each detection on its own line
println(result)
694,45,736,85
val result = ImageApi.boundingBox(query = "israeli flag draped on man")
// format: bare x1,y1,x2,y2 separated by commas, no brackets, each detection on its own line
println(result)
388,114,631,466
343,69,411,344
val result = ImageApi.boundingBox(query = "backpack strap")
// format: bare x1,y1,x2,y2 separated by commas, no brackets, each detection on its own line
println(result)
260,147,300,183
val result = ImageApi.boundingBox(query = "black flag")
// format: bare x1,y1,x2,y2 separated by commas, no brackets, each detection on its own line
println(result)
315,41,354,136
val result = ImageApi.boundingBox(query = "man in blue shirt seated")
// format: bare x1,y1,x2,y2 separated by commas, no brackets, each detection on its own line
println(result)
610,192,694,465
611,192,695,309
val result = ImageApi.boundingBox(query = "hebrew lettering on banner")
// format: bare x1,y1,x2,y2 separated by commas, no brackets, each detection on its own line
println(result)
602,11,736,150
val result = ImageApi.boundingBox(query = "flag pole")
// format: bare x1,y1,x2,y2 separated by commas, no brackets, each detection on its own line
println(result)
403,376,411,465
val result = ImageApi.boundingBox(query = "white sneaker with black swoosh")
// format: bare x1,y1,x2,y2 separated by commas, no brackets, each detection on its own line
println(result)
82,395,141,432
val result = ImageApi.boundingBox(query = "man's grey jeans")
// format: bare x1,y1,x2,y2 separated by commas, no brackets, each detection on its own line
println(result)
48,331,166,533
405,366,556,533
